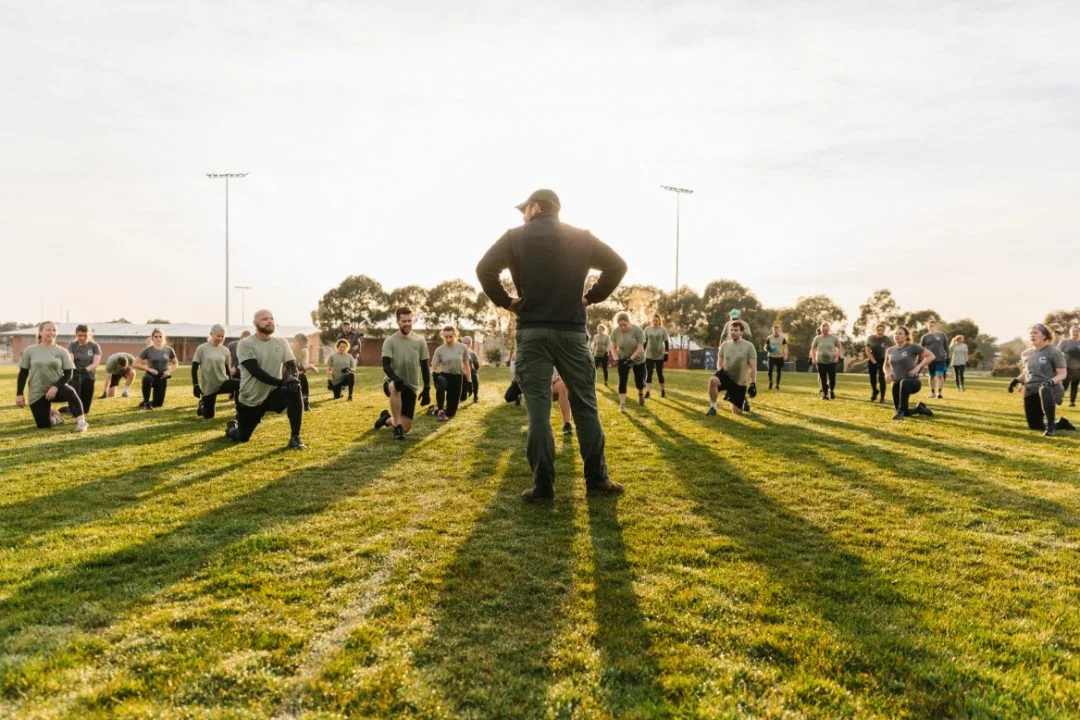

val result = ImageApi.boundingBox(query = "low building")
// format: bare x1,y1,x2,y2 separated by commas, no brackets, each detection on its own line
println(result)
0,323,322,364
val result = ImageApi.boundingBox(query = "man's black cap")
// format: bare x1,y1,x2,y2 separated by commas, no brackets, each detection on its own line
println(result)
515,189,560,212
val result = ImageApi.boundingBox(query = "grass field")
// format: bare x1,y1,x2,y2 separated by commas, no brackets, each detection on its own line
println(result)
1,363,1079,719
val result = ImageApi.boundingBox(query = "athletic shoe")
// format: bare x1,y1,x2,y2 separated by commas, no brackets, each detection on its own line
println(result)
562,421,573,436
472,397,478,404
879,395,886,404
892,411,905,421
347,396,353,402
394,425,405,441
1044,426,1057,437
287,435,308,450
915,402,934,417
437,410,449,422
638,394,645,406
871,392,878,402
829,390,835,400
938,392,944,399
1071,402,1077,408
1056,417,1075,431
742,400,751,413
121,389,129,398
196,400,204,417
49,411,63,427
706,406,717,416
586,481,624,498
645,391,651,399
225,420,238,441
304,401,311,411
619,404,626,412
822,395,830,401
768,382,773,390
74,418,89,433
98,393,107,400
661,389,666,398
522,488,554,506
374,409,391,430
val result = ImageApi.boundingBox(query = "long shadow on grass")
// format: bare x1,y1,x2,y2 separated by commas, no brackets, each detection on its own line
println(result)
586,498,670,717
621,410,1007,717
411,402,577,719
0,422,440,696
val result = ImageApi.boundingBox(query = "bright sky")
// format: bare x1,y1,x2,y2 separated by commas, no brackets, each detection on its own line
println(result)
2,0,1077,341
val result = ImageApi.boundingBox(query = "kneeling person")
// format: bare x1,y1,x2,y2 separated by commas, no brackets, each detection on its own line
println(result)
327,339,357,400
225,309,306,449
101,352,136,398
707,321,757,415
374,307,431,440
884,327,935,420
192,323,238,419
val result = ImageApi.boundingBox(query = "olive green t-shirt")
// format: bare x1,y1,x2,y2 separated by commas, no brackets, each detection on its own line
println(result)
591,334,610,357
19,344,74,405
382,332,430,392
811,334,842,364
719,339,757,387
295,347,310,370
950,343,969,366
105,352,135,375
192,341,232,395
611,325,646,364
432,343,469,375
327,352,356,384
644,326,670,360
237,335,295,407
764,334,786,359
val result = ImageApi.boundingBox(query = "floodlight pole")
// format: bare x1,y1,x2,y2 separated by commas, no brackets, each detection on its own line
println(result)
661,185,694,294
207,173,248,325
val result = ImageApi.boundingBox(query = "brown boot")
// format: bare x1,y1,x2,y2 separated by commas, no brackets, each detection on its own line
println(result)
522,488,554,506
586,481,625,498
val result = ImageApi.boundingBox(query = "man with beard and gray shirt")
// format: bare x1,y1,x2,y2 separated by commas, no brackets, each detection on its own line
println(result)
920,319,949,399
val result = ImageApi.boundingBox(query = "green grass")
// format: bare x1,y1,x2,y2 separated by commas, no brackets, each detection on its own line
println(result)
1,364,1079,719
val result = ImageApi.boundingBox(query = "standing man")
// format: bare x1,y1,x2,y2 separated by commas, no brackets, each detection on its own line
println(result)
763,323,788,390
643,314,670,399
192,323,238,420
225,309,307,449
477,189,627,505
707,321,757,416
920,319,949,399
68,324,102,414
461,336,480,404
1057,325,1080,408
337,321,362,364
374,307,431,439
864,324,894,403
591,324,611,386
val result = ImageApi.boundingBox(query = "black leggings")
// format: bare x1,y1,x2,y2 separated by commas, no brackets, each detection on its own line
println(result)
71,370,96,414
768,357,784,386
867,361,885,396
1066,375,1079,405
30,385,84,428
818,363,837,395
201,378,240,419
594,356,608,382
460,370,478,401
953,364,966,389
617,362,646,394
298,372,310,403
891,377,922,414
330,373,355,399
436,373,463,417
232,384,303,442
645,358,665,385
1024,386,1061,431
141,374,169,406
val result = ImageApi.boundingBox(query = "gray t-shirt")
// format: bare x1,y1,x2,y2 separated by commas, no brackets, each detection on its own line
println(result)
1021,345,1066,396
865,335,894,364
920,332,948,362
1057,338,1080,371
887,343,926,381
68,341,102,371
950,343,969,366
139,345,177,374
764,334,786,359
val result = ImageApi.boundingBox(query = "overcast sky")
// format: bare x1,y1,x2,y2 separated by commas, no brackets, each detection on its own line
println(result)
2,0,1077,341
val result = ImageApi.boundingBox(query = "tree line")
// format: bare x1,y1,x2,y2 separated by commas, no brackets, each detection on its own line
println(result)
311,275,1077,369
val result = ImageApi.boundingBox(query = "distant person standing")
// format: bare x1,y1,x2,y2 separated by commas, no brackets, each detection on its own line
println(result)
15,321,89,432
192,324,238,419
326,339,357,400
864,324,894,403
461,336,480,404
100,352,136,399
1011,323,1073,436
337,321,362,363
706,320,757,416
763,323,788,390
720,309,752,343
610,311,647,411
67,324,102,414
949,335,969,392
591,324,611,386
227,330,251,383
293,333,316,411
373,307,431,439
810,323,842,400
134,328,177,409
476,188,627,505
1057,325,1080,407
643,314,670,399
884,327,935,421
920,319,949,399
225,309,307,449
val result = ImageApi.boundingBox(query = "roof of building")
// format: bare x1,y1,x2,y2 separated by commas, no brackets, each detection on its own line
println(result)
0,323,319,338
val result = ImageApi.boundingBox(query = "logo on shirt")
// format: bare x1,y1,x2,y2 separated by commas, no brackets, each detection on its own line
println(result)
1038,357,1048,365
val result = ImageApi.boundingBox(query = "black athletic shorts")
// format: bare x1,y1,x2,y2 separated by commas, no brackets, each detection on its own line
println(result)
715,369,748,408
109,372,126,387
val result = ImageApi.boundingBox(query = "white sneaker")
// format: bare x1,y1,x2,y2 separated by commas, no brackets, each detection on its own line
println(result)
121,389,130,398
50,412,64,427
75,419,89,433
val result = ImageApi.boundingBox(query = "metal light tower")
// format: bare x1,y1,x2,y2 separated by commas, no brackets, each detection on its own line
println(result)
206,172,248,325
661,185,694,293
234,285,252,325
